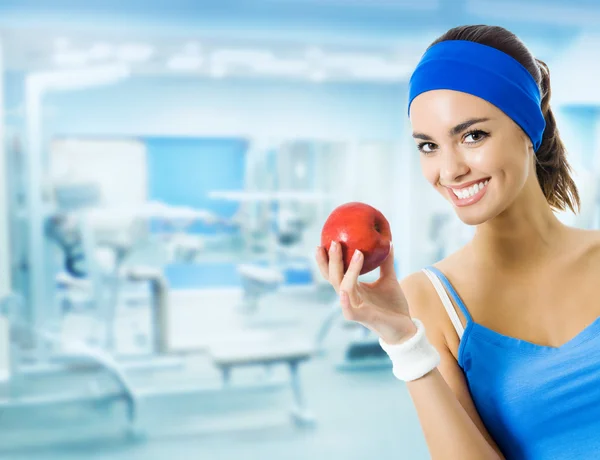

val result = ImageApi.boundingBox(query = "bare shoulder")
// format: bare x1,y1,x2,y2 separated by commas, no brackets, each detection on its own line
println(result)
398,247,471,354
399,250,467,340
565,227,600,258
400,247,469,304
399,270,437,319
398,270,451,355
567,227,600,269
582,228,600,252
570,226,600,245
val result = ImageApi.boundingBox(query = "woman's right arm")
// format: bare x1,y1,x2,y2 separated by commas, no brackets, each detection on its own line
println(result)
400,273,506,460
315,243,504,459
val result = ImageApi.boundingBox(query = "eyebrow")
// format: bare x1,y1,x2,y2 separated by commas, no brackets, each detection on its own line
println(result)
412,117,491,141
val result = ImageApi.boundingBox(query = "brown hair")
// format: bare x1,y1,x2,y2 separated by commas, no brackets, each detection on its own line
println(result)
429,25,580,214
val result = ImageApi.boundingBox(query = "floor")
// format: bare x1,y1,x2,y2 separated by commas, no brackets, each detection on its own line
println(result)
0,286,430,460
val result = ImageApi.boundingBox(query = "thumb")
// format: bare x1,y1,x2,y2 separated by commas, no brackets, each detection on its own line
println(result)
379,241,396,278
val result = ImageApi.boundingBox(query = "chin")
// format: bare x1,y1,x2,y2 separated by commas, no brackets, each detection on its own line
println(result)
455,213,488,226
454,207,495,226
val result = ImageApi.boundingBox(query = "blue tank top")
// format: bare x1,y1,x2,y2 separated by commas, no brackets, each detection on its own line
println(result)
426,266,600,459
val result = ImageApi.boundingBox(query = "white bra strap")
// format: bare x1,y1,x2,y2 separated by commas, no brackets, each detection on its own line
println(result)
421,268,465,339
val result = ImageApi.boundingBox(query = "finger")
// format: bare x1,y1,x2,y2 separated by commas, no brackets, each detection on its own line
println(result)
328,241,344,292
379,241,396,279
314,246,329,280
340,249,364,306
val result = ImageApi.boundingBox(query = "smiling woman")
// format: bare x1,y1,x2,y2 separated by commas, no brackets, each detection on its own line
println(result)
399,25,599,460
316,24,600,460
409,27,579,227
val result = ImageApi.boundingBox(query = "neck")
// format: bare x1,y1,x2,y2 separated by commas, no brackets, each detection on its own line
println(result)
470,178,568,271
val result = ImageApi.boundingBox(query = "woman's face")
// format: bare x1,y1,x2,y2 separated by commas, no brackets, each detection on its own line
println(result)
409,90,534,226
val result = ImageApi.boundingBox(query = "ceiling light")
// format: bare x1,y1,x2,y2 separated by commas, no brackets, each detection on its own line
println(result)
250,59,307,76
309,70,326,83
168,55,204,71
89,43,114,60
211,48,275,67
116,43,154,62
53,51,89,67
210,63,227,78
348,62,412,80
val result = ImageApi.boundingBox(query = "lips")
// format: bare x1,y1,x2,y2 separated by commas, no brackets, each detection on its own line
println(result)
445,177,492,191
447,179,490,208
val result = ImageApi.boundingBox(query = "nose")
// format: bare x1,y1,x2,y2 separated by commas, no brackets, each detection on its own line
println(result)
439,147,469,185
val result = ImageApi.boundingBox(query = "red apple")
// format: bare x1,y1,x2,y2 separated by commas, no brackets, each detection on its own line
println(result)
321,202,392,275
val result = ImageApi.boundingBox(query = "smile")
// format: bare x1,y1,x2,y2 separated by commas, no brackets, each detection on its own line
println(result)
451,179,489,199
447,179,489,207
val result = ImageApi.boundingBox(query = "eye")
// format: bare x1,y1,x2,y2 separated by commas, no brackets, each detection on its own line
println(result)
463,129,489,144
417,142,437,154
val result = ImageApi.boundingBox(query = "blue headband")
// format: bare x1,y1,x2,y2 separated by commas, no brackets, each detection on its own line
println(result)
408,40,546,152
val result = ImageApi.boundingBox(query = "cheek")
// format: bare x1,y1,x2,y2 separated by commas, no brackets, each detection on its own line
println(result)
419,156,439,186
480,139,530,185
479,129,532,181
464,140,525,181
465,144,502,172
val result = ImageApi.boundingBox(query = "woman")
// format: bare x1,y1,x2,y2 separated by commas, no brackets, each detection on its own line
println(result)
315,25,600,459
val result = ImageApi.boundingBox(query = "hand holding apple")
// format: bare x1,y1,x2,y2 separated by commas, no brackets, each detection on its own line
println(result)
320,202,392,275
314,206,416,345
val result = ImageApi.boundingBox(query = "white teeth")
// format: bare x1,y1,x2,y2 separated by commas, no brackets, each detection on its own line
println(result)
451,180,489,199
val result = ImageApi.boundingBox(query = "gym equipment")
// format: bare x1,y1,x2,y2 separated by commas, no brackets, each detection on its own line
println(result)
210,335,316,426
1,65,319,448
314,271,392,372
315,301,391,372
2,202,319,446
212,190,321,327
237,264,285,314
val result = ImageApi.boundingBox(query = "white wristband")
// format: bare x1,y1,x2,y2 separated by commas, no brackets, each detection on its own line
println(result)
378,318,441,382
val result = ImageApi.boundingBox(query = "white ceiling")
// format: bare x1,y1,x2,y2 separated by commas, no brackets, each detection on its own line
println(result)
0,27,434,83
0,0,596,83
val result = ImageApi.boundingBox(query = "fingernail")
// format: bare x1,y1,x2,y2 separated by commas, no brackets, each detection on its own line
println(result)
330,240,336,252
352,249,362,262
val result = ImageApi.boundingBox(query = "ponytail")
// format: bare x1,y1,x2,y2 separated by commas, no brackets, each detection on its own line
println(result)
534,59,580,213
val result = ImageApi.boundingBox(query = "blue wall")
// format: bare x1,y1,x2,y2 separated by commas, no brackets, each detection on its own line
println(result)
145,136,247,234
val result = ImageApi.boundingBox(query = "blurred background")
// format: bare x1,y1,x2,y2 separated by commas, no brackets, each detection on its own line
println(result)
0,0,599,459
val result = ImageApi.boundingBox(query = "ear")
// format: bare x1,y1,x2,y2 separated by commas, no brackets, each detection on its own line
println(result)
522,131,534,152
